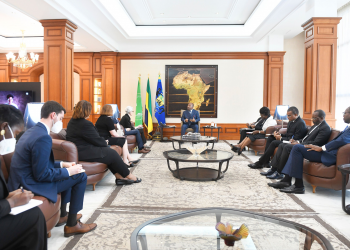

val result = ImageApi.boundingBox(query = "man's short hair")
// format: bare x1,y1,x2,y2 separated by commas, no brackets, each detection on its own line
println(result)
287,106,299,115
259,106,270,116
41,101,66,119
314,109,326,119
125,106,133,114
72,100,92,119
7,94,14,99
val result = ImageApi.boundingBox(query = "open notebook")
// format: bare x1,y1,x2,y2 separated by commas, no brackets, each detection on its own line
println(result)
10,199,43,215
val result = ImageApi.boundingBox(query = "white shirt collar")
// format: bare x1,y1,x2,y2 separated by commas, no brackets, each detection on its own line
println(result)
39,121,50,135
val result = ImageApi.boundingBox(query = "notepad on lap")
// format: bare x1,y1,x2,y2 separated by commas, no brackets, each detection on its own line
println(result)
283,141,291,144
10,199,43,215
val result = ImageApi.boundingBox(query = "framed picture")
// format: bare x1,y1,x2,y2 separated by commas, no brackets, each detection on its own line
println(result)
165,65,218,118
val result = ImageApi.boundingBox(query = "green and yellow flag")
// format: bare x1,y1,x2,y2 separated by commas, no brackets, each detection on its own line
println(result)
144,76,153,135
135,75,143,127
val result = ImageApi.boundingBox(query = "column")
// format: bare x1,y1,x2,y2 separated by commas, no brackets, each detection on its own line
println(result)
265,51,286,115
302,17,341,127
40,19,77,121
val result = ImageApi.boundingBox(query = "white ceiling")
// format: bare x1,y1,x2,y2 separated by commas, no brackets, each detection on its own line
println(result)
0,0,349,53
120,0,260,25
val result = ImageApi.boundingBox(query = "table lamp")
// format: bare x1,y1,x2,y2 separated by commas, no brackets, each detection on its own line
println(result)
107,104,120,124
273,105,289,128
24,102,44,130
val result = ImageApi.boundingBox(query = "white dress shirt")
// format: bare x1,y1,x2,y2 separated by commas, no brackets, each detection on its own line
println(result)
262,116,277,131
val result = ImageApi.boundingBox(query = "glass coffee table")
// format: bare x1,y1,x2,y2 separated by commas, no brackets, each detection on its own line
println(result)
163,149,233,181
170,135,217,150
130,207,333,250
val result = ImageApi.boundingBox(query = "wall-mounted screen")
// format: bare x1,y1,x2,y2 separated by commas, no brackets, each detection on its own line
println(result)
0,90,33,115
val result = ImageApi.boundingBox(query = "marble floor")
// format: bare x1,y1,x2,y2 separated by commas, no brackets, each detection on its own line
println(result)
48,142,350,250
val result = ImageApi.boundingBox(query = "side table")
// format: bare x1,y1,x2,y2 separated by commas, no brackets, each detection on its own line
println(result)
160,125,176,142
338,164,350,215
202,126,222,141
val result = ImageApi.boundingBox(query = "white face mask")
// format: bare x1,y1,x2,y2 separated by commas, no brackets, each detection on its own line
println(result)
0,125,16,155
51,115,63,134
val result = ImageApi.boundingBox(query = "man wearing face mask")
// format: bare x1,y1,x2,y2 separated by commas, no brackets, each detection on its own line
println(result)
8,101,97,237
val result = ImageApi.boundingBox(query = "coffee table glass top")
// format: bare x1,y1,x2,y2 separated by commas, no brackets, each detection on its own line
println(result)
164,149,233,162
170,135,216,142
131,208,332,250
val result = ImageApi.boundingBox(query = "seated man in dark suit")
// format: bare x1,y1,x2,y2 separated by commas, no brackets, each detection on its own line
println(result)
120,106,150,154
181,103,200,136
277,107,350,194
248,106,308,170
0,104,47,250
8,101,97,237
264,110,331,183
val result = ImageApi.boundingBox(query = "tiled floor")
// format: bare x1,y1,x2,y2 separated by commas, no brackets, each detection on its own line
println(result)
48,143,350,249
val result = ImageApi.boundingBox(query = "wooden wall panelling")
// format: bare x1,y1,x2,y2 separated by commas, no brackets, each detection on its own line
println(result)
153,122,246,140
74,52,94,105
267,52,286,115
0,55,10,82
101,52,117,106
40,19,77,121
302,17,341,127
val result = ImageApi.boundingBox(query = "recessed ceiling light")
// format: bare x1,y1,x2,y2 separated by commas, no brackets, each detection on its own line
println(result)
160,13,164,15
239,19,242,22
188,16,191,18
216,12,219,14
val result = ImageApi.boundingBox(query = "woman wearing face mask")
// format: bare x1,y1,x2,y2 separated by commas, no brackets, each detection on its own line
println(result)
95,104,139,167
0,104,48,250
66,100,141,185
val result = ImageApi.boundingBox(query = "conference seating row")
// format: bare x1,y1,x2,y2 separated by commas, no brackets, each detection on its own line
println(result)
0,124,137,237
248,123,350,193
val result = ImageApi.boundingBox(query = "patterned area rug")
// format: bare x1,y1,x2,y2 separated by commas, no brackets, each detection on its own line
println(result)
60,141,350,250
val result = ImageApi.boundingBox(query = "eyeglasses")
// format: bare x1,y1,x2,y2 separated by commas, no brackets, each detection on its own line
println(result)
343,112,350,115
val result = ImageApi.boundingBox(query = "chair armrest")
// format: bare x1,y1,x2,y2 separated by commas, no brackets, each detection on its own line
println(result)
265,126,279,135
278,128,287,134
337,144,350,167
51,139,79,163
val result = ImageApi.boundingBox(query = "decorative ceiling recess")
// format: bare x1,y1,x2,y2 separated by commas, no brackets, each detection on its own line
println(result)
120,0,260,26
95,0,283,38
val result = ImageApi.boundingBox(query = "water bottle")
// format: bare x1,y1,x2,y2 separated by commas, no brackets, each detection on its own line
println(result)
134,146,138,153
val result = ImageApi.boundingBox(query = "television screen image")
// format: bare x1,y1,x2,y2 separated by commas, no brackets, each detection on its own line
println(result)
0,90,33,115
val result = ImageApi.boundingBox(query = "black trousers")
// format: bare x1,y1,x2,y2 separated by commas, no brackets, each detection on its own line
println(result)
84,147,130,178
138,128,147,144
239,129,254,143
271,143,295,173
0,206,47,250
258,136,283,164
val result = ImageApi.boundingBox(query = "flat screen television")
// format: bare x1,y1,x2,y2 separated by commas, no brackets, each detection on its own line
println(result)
0,90,33,115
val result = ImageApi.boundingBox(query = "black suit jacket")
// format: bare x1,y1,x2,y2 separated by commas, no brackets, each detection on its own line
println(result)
66,118,108,161
120,114,135,130
0,161,11,219
281,116,308,141
301,121,331,146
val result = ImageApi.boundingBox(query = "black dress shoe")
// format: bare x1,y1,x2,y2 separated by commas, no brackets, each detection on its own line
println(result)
280,185,305,194
237,148,243,155
260,168,274,176
266,171,284,179
249,162,263,169
268,181,290,189
230,145,240,152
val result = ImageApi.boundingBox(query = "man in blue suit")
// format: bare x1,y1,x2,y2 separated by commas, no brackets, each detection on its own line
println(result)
181,103,200,135
277,107,350,194
8,101,97,237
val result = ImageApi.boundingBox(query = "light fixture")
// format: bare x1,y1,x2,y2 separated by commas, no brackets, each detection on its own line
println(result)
6,30,39,69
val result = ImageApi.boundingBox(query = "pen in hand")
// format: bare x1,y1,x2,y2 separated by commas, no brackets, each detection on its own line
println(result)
21,186,24,193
